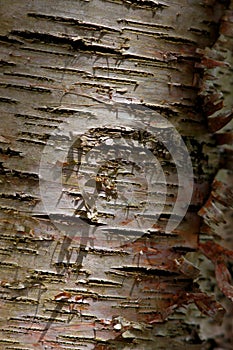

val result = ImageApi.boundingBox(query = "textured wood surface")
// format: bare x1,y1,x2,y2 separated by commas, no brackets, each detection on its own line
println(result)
0,1,232,349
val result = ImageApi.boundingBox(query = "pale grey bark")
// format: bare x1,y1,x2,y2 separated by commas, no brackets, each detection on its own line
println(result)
0,1,232,349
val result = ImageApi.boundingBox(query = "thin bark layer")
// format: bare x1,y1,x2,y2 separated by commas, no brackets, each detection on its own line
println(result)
0,1,232,349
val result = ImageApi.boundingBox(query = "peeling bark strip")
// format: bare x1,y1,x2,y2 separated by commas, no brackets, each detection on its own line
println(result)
196,4,233,345
0,1,233,350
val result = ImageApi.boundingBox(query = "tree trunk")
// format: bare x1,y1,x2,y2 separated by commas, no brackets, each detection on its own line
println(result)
0,0,233,349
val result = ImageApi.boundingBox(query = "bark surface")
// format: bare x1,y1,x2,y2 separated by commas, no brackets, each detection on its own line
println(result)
0,1,232,349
